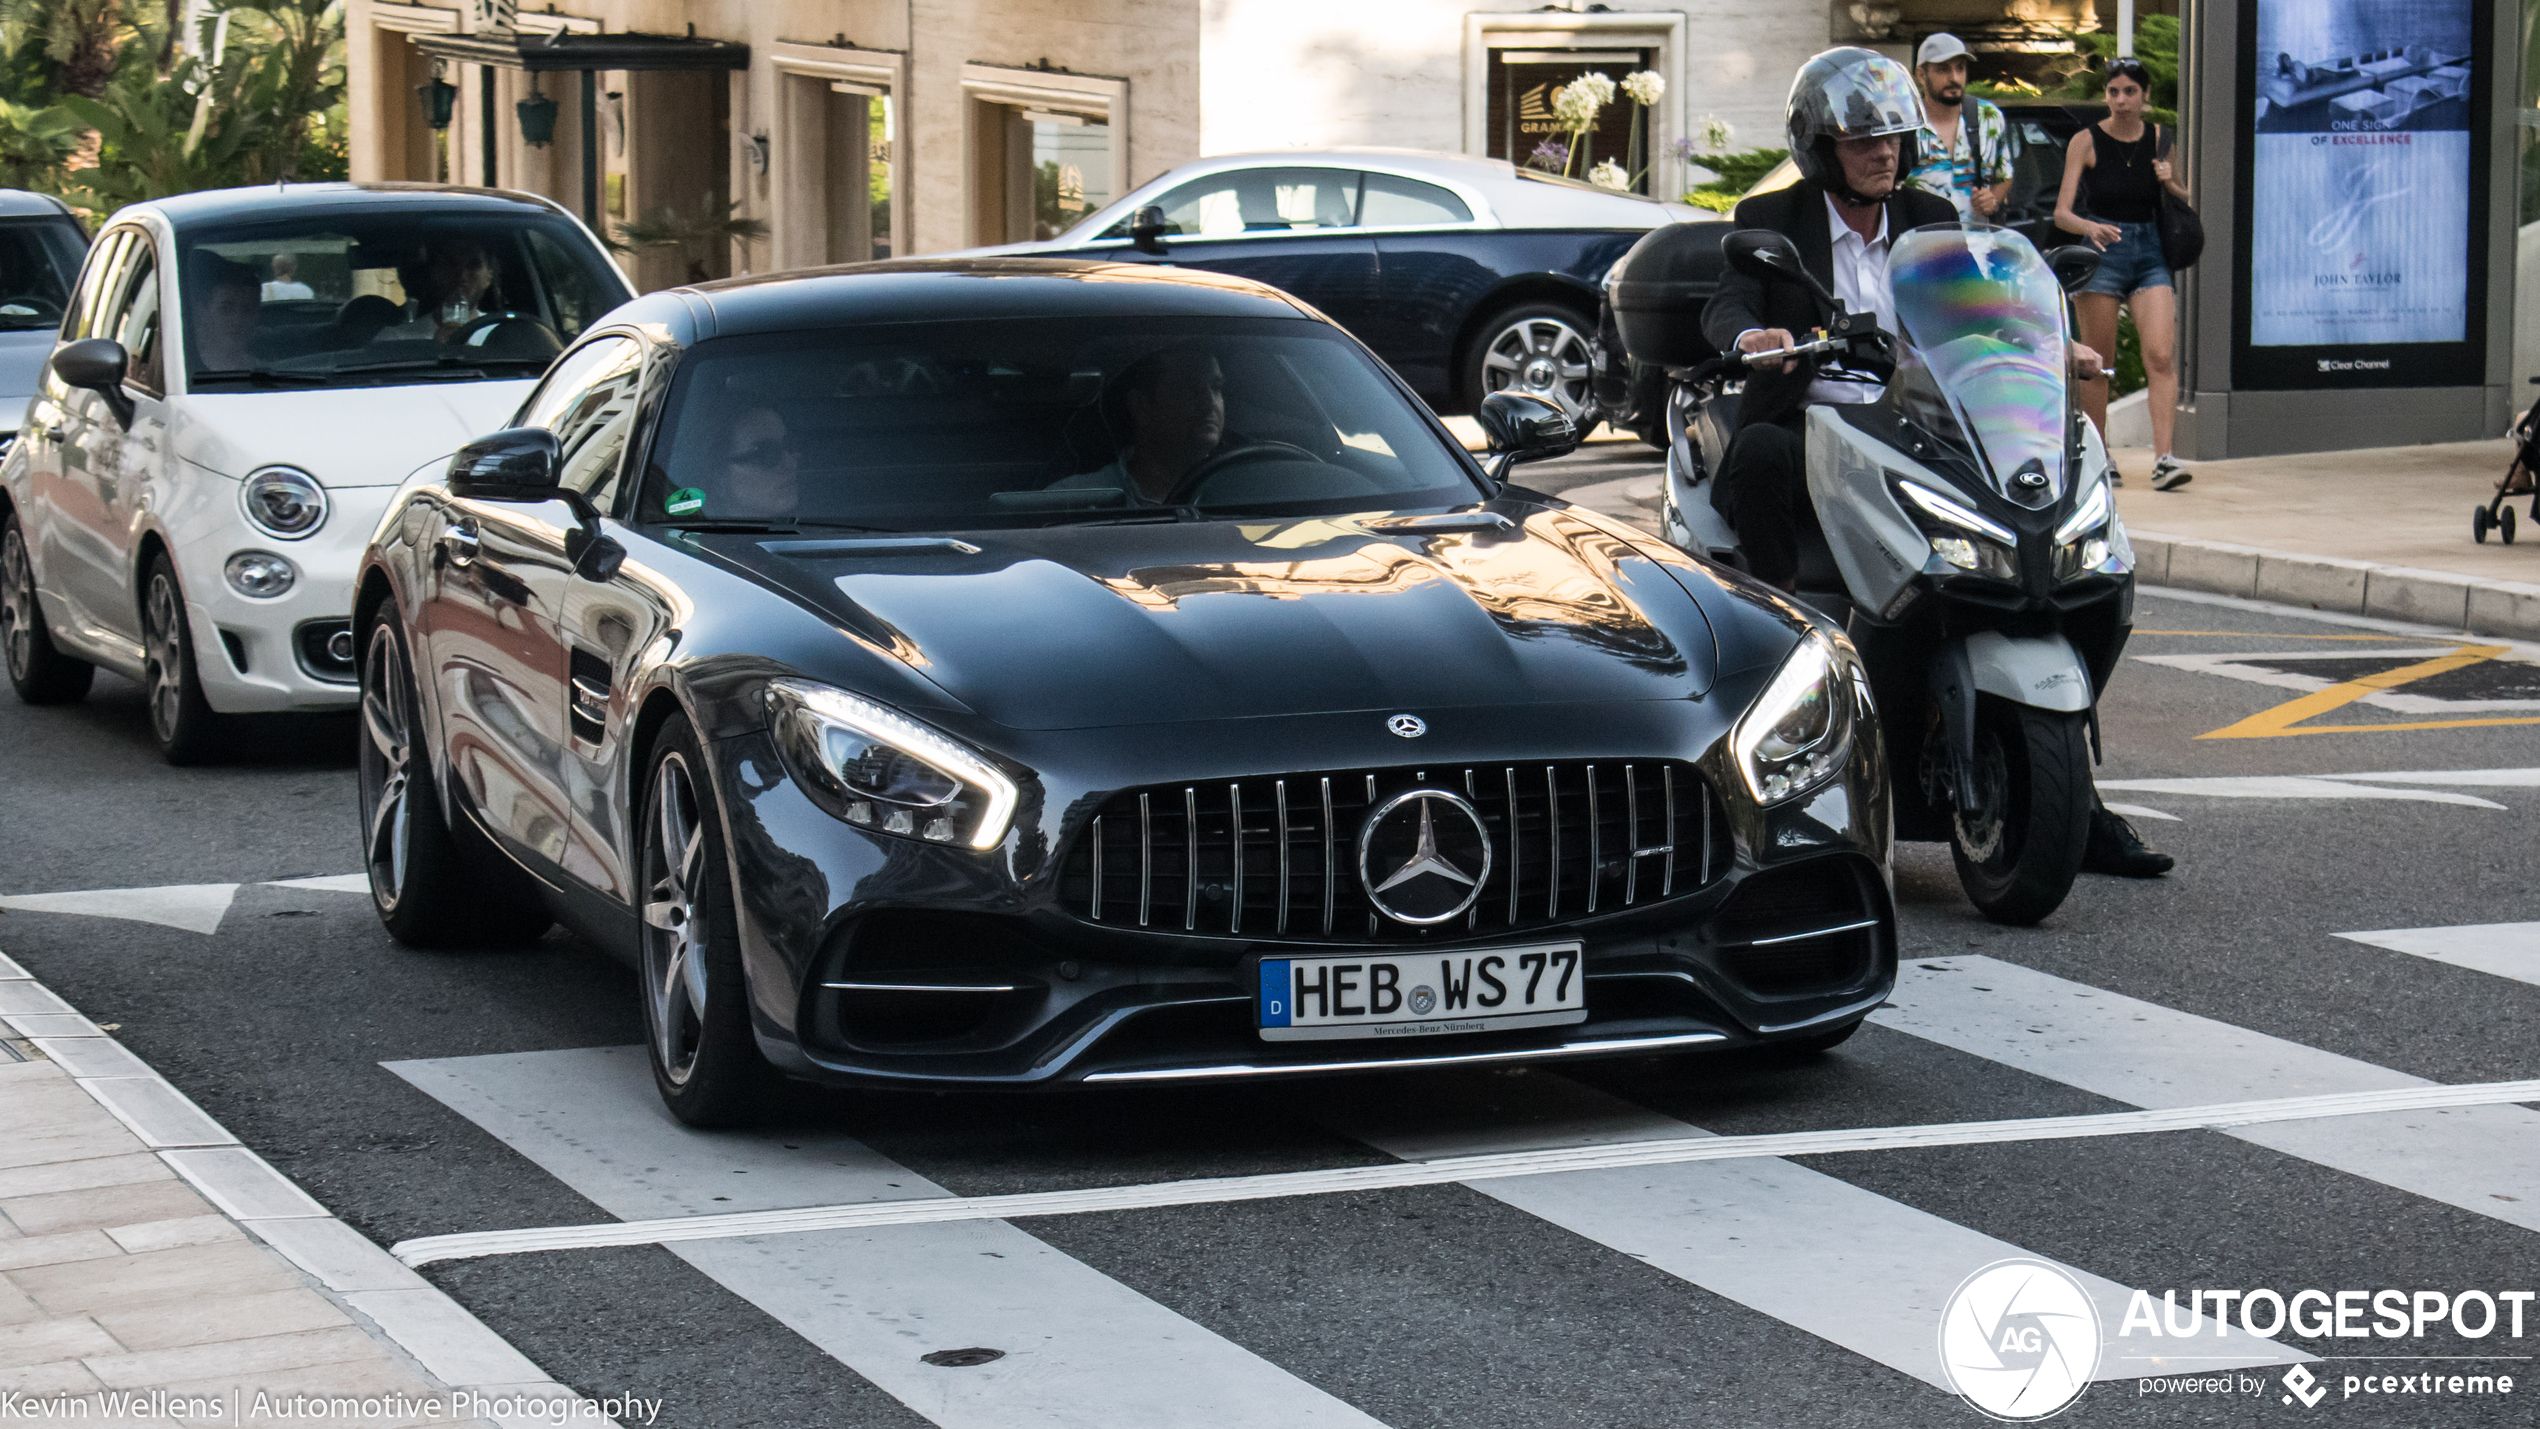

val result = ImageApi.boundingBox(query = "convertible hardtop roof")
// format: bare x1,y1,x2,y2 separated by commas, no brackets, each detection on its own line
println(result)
660,257,1320,338
124,181,578,234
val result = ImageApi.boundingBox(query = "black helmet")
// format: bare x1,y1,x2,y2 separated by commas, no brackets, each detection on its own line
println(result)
1785,47,1927,200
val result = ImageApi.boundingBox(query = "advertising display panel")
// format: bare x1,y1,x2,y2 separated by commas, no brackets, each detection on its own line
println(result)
2233,0,2491,388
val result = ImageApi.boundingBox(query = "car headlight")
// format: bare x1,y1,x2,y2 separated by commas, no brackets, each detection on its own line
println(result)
764,679,1019,850
2051,475,2126,582
1731,628,1860,806
240,466,328,540
223,550,296,598
1894,477,2018,581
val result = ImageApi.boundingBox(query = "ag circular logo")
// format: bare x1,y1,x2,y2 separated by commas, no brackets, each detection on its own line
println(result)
1937,1259,2101,1421
1356,790,1491,925
1408,985,1436,1015
1387,713,1427,738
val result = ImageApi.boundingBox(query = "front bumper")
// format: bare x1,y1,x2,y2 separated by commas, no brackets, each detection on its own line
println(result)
707,707,1895,1089
167,483,398,713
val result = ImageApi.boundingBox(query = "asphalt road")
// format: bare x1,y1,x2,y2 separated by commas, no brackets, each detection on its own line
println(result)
4,459,2538,1427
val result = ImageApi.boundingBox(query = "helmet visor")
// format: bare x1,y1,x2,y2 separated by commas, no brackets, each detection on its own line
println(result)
1797,52,1930,141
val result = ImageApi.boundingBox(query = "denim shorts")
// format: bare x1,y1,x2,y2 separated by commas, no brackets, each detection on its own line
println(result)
2082,220,2171,298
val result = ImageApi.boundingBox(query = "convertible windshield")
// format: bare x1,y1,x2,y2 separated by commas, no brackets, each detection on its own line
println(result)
1887,224,2069,498
177,209,626,388
638,317,1485,529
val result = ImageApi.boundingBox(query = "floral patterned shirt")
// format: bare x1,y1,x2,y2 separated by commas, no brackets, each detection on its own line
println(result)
1906,98,2011,218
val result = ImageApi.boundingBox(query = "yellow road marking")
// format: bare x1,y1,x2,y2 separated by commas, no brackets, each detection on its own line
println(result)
2136,629,2478,642
2198,646,2540,739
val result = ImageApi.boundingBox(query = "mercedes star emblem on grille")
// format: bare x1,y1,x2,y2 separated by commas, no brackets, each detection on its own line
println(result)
1387,713,1427,738
1357,790,1492,925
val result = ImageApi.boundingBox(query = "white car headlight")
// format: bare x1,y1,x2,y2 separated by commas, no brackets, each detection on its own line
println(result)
1730,629,1860,805
765,679,1019,850
240,466,328,540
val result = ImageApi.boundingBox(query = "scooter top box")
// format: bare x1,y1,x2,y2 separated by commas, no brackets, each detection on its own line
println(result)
1609,220,1732,369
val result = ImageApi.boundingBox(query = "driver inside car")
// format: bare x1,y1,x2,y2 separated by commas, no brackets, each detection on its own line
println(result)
1050,344,1227,504
395,235,497,341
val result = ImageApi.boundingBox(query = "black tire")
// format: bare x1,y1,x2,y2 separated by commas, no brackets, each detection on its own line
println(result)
1,512,93,704
1949,697,2093,926
2503,507,2518,545
1464,302,1598,427
357,608,552,949
2474,506,2491,543
638,714,776,1127
139,551,225,765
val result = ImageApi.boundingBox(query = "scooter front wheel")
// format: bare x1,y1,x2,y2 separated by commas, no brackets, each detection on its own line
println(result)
1949,697,2093,926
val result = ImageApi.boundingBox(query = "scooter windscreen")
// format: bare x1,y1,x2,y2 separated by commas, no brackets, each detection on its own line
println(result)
1886,225,2070,506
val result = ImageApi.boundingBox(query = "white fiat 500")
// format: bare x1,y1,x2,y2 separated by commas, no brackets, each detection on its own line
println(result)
0,183,631,761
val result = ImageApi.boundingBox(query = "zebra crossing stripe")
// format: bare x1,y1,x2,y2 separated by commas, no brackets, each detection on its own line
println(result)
385,1046,1390,1429
386,1066,2540,1268
2335,922,2540,989
1871,957,2540,1236
1319,1069,2304,1389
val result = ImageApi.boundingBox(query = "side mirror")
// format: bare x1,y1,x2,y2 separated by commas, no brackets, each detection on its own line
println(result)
1722,229,1807,283
446,426,560,503
1128,204,1169,256
1475,391,1579,483
2045,246,2102,295
51,338,132,428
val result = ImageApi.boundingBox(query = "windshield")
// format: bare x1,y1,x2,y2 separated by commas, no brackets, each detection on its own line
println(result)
177,209,627,389
638,316,1485,530
1887,224,2069,501
0,217,84,332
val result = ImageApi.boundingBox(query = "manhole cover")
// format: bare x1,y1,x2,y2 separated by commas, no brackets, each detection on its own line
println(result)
921,1347,1006,1368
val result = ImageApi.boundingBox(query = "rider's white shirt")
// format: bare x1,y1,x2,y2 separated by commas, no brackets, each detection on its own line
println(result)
1813,192,1892,406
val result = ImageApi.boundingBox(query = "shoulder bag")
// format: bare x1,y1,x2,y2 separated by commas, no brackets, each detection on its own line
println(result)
2154,124,2205,272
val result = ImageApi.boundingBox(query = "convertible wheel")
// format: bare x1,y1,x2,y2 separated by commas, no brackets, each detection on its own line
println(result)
140,552,224,764
358,609,551,948
639,715,775,1127
1948,696,2092,926
1468,304,1598,427
1,512,92,704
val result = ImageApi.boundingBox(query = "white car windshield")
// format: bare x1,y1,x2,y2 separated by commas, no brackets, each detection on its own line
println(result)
178,210,625,389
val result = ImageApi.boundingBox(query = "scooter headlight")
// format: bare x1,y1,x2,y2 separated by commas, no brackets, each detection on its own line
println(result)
2051,475,2129,582
765,679,1019,849
1731,629,1861,805
1894,477,2018,582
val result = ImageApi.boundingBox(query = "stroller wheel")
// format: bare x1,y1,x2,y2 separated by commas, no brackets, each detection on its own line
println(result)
2504,507,2519,545
2474,506,2492,543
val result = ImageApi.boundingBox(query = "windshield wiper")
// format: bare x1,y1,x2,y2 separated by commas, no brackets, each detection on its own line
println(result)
189,368,331,387
1038,509,1190,527
329,357,552,379
664,519,800,534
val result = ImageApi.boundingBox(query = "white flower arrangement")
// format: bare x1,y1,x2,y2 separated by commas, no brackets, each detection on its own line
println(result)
1620,70,1665,107
1588,159,1631,190
1551,80,1604,131
1573,71,1618,107
1694,114,1736,155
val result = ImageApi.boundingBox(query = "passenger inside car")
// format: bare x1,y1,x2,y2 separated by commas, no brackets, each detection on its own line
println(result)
189,254,264,371
693,405,800,519
1049,344,1227,503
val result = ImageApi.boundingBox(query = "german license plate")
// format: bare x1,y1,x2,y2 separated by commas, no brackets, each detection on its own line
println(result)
1256,943,1586,1042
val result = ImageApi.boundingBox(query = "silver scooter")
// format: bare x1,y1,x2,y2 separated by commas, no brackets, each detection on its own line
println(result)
1643,223,2132,924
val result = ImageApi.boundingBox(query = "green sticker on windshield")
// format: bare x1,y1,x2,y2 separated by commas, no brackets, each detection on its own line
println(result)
665,487,706,517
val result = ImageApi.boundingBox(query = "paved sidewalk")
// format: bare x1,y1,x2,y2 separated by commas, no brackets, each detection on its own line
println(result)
0,950,608,1428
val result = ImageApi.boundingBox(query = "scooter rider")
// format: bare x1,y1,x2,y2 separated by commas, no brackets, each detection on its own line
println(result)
1704,47,2174,878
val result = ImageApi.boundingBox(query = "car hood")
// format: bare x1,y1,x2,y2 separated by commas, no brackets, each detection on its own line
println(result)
172,380,537,487
713,502,1726,732
0,328,56,430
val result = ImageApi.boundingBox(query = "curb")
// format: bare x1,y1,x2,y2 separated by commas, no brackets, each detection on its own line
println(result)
2126,530,2540,640
0,948,606,1429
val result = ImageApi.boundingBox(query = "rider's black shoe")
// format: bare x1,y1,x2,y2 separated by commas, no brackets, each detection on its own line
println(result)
2082,807,2174,877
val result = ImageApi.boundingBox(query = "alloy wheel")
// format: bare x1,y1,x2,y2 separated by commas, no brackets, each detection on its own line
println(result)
142,572,188,745
1,526,33,683
359,630,414,911
642,752,713,1087
1482,315,1595,421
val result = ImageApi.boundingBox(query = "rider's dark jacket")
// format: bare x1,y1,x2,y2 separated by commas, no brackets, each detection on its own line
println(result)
1701,179,1957,429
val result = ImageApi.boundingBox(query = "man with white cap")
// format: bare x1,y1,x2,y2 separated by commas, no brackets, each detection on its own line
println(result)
1905,33,2011,220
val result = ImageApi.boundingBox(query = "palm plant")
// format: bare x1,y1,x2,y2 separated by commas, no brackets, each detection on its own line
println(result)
615,199,768,284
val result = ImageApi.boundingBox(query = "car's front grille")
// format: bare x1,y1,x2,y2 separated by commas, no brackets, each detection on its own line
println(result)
1058,760,1726,942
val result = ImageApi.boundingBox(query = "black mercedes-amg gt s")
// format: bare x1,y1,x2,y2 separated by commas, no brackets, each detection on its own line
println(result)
354,257,1893,1125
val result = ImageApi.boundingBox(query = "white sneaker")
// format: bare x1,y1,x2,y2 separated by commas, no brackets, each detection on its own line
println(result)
2152,455,2192,491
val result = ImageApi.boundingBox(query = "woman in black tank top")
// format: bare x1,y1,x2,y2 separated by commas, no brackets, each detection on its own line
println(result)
2053,59,2196,487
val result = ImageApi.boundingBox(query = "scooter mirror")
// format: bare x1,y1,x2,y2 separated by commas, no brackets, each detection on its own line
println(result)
2045,246,2102,294
1723,230,1807,283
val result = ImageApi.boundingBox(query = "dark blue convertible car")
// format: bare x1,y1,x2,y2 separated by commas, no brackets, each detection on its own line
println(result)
971,148,1706,425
